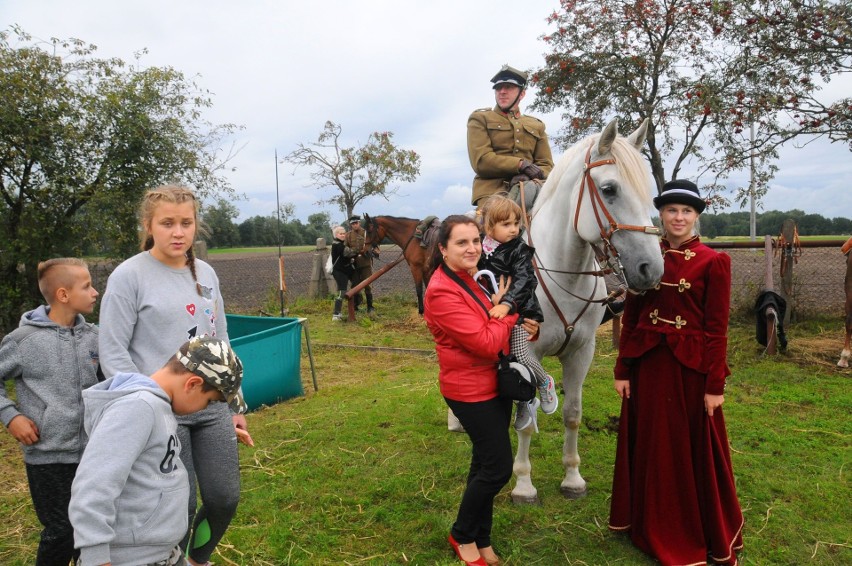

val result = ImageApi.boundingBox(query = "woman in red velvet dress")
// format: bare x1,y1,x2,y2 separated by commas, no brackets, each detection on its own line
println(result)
609,180,744,566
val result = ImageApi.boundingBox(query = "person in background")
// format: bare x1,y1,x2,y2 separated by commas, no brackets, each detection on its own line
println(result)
330,225,355,321
424,215,539,566
70,336,243,566
98,185,252,566
0,258,100,566
344,215,377,314
467,64,554,208
609,180,744,566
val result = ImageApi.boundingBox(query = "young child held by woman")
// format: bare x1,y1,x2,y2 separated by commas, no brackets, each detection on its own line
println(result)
478,195,558,431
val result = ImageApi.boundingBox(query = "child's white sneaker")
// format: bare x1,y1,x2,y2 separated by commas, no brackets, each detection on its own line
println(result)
539,375,559,415
514,398,540,433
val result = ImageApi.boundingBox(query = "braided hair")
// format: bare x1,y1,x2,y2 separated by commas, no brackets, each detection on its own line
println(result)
139,185,204,296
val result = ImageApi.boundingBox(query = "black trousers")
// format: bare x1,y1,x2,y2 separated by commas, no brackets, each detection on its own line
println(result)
444,395,513,549
26,463,79,566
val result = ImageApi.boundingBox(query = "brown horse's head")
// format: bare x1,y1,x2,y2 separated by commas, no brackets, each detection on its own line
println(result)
362,213,385,249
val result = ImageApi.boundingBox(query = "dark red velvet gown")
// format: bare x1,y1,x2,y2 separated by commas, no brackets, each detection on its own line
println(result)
609,237,744,566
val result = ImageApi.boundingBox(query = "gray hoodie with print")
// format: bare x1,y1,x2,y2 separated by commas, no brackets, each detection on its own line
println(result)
0,305,100,464
69,373,189,566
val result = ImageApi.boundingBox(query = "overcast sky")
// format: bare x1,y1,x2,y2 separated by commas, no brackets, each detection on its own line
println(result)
5,0,851,225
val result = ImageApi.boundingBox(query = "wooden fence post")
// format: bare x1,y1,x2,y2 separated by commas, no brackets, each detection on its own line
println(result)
763,235,778,355
309,238,330,298
780,219,796,325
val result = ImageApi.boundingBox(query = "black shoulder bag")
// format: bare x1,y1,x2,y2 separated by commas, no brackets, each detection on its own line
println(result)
441,264,536,402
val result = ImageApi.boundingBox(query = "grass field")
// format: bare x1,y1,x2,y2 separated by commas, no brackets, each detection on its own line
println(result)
1,295,849,565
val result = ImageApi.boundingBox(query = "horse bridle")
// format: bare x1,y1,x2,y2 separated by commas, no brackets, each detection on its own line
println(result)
573,144,661,279
364,215,417,259
524,142,660,355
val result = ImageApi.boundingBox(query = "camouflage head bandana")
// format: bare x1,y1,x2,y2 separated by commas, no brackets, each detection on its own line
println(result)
177,336,247,413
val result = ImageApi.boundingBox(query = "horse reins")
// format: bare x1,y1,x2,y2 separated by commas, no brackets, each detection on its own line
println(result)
522,142,660,356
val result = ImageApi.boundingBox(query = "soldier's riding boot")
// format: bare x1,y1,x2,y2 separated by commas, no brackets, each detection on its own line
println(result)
366,290,375,314
332,298,343,322
508,180,540,212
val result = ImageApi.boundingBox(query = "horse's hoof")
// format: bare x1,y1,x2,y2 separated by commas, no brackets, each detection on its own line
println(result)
510,493,540,505
560,485,588,500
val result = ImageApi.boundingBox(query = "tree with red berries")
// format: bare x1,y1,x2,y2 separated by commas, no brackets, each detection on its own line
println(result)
284,121,421,219
532,0,851,206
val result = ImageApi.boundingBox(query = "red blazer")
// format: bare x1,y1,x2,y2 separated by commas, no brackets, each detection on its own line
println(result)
424,265,519,402
615,236,732,394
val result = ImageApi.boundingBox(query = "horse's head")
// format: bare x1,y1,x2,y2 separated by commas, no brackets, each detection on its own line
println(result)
536,118,664,292
362,213,383,249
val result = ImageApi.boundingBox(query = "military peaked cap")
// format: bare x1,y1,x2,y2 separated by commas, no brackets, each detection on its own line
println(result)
491,64,528,89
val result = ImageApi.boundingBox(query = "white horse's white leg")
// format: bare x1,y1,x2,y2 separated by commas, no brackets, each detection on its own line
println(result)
838,348,851,368
559,343,593,499
447,408,465,432
511,422,539,504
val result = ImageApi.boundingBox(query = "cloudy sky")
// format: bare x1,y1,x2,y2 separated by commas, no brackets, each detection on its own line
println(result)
5,0,851,224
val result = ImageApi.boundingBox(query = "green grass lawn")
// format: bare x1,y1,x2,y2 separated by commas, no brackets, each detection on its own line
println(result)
1,296,849,565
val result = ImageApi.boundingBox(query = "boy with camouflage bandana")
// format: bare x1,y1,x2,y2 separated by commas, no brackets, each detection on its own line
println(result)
69,336,244,566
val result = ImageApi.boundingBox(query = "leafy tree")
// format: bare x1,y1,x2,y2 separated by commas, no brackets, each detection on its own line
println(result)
0,27,239,331
699,208,850,236
831,216,852,234
202,199,241,248
284,121,421,219
531,0,851,207
307,211,332,233
238,216,279,247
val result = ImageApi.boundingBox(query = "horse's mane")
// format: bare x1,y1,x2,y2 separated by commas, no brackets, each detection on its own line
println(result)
371,215,420,223
536,133,653,211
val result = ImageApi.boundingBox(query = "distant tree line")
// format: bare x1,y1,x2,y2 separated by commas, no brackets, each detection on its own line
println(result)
201,199,344,248
203,202,852,248
697,209,852,239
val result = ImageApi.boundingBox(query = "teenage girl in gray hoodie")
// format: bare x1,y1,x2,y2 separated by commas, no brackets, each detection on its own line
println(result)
98,186,252,566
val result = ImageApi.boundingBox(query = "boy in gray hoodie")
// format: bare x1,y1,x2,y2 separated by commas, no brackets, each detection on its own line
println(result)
69,335,243,566
0,258,100,566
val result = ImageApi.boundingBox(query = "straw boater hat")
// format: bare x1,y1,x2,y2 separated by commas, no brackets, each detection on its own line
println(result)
653,179,707,214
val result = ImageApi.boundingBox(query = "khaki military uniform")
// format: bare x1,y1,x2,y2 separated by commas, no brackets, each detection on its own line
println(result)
344,225,374,310
467,106,554,205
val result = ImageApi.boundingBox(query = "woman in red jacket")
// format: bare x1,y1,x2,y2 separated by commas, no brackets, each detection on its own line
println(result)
609,180,744,565
424,215,538,566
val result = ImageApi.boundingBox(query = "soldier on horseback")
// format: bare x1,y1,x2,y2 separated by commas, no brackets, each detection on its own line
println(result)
467,64,554,209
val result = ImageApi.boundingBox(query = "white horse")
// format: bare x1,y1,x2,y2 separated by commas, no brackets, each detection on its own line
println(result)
512,118,665,502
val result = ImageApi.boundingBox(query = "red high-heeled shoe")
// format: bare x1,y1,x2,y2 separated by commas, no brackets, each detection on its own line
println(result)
448,534,487,566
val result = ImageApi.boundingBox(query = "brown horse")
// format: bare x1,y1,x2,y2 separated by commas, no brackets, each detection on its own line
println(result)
362,214,432,314
839,239,852,368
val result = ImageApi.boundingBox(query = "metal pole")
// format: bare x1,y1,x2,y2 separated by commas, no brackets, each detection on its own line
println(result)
274,150,284,316
298,318,319,392
749,120,756,242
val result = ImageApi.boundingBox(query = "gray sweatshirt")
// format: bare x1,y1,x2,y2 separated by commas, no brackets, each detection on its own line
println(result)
69,373,189,566
0,306,100,464
98,251,228,378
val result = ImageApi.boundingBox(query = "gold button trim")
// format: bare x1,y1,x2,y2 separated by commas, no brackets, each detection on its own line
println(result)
664,248,696,260
656,278,691,292
649,308,687,329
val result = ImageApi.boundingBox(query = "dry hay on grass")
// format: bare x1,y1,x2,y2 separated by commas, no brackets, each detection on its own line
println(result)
783,333,849,370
